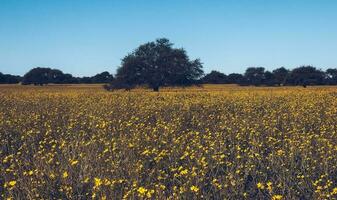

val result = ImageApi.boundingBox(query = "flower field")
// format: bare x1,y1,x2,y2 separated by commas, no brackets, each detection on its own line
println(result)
1,85,337,199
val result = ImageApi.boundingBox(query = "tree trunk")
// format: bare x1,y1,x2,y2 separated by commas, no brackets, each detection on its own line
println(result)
153,86,159,92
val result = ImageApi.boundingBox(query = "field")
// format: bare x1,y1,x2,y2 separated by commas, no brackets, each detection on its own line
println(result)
1,85,337,199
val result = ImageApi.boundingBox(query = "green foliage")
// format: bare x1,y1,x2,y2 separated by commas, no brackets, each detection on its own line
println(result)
112,38,204,91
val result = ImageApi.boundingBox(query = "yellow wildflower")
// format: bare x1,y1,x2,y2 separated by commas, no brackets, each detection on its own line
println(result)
62,171,68,178
257,182,265,189
272,194,283,200
190,185,199,193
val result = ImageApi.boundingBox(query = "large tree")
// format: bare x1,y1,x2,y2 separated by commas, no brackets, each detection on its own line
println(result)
113,38,204,91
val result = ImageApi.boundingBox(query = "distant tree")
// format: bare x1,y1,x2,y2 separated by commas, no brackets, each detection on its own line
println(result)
22,67,51,85
227,73,245,84
287,66,325,87
78,77,93,84
272,67,289,86
22,67,76,85
263,71,276,86
63,73,79,84
202,70,227,84
244,67,266,86
91,71,114,83
0,73,4,83
0,72,22,84
48,69,66,84
325,68,337,85
112,38,204,91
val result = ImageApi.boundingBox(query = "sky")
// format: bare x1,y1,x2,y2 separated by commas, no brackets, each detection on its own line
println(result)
1,0,337,77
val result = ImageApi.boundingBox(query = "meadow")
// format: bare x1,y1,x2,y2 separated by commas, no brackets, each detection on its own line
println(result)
0,85,336,199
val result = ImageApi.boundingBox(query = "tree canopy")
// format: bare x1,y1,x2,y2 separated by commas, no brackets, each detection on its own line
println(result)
19,67,113,85
287,66,325,87
22,67,76,85
0,72,22,84
111,38,204,91
201,71,228,84
201,65,334,87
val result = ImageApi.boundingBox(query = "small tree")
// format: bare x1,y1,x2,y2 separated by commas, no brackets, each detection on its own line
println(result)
112,38,204,91
91,71,114,83
202,70,228,84
244,67,266,86
325,68,337,85
263,71,276,86
272,67,289,86
227,73,245,85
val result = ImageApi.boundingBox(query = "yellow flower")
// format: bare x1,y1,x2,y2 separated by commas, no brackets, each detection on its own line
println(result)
180,169,188,175
50,173,56,179
332,187,337,195
70,160,78,166
94,178,102,188
8,180,16,187
257,182,265,189
137,187,147,195
62,171,68,178
146,189,155,198
267,181,272,191
272,194,283,200
190,185,199,193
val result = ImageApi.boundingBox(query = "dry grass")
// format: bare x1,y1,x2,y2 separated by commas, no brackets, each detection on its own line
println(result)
1,85,337,199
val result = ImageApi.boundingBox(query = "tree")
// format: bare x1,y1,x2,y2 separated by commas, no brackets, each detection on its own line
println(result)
325,68,337,85
244,67,266,86
78,76,93,84
91,71,114,83
202,70,227,84
263,71,276,86
112,38,204,91
22,67,76,85
272,67,289,86
227,73,245,85
287,66,325,87
0,72,22,84
22,67,51,85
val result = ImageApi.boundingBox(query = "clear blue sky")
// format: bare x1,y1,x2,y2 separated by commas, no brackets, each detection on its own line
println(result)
1,0,337,76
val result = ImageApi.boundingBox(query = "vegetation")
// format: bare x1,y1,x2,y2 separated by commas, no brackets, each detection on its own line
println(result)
1,85,336,199
110,38,204,91
201,66,337,87
20,67,113,85
1,39,336,88
0,72,21,84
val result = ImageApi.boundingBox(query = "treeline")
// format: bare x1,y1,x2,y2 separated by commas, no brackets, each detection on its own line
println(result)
0,38,336,88
0,67,114,85
1,66,337,87
0,72,22,84
202,66,337,87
